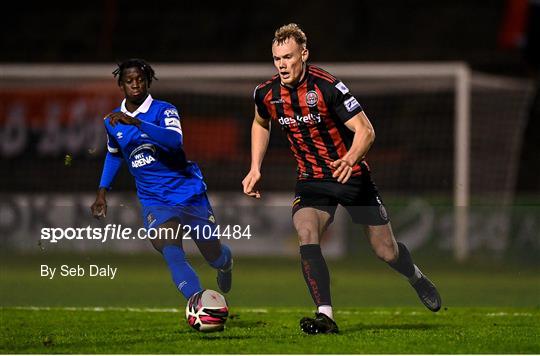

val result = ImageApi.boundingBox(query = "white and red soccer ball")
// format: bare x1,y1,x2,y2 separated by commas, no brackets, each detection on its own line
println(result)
185,289,228,332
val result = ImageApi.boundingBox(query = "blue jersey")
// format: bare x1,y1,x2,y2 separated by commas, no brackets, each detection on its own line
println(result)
104,95,207,206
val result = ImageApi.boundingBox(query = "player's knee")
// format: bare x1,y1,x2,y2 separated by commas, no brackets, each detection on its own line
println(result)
296,224,319,245
152,239,181,253
150,239,165,252
374,243,398,263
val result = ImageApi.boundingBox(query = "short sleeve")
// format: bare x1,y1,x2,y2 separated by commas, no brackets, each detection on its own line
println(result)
326,80,363,123
254,85,271,120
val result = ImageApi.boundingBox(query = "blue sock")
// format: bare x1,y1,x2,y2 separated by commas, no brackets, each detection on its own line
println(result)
209,244,232,270
162,245,202,299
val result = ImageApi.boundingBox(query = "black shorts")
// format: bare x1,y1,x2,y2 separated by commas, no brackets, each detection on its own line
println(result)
292,164,390,226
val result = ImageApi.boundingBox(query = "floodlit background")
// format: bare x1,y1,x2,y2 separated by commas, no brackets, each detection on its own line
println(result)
0,1,539,347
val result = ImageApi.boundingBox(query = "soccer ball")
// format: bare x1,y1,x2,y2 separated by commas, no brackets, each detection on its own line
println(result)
185,289,228,332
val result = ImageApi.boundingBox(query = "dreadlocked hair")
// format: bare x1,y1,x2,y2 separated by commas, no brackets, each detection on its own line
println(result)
112,58,158,86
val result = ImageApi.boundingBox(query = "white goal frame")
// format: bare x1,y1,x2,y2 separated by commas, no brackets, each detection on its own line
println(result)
1,62,471,261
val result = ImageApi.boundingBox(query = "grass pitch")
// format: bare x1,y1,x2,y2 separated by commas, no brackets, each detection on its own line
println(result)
1,307,539,354
1,254,539,353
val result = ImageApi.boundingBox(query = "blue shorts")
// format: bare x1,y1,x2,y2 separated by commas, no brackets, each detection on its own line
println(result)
141,193,217,241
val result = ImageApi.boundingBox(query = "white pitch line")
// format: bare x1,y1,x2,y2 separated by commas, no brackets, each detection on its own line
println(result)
2,307,535,317
6,306,181,313
486,312,533,317
241,308,269,313
4,306,272,314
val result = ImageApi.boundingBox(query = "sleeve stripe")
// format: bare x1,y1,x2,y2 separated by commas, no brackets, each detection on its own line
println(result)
107,145,119,153
309,66,336,81
166,127,183,135
309,71,335,83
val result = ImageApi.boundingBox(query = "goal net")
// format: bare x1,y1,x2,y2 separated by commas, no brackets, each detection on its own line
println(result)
0,63,534,259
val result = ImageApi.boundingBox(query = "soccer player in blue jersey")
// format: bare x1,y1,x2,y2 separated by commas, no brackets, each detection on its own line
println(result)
91,59,233,300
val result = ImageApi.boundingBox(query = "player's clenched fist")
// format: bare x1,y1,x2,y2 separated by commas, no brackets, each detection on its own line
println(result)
242,170,262,198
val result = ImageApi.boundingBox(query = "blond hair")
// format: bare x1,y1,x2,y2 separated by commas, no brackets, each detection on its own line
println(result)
273,23,307,47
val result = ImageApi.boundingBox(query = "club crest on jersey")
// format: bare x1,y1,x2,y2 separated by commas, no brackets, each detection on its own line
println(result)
129,143,157,168
305,90,319,107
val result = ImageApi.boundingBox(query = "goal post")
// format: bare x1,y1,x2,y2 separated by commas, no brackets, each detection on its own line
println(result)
326,63,472,261
0,62,494,261
454,65,471,261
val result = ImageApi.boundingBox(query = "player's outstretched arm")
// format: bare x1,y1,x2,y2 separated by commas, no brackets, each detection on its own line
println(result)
91,151,123,219
242,108,270,199
331,111,375,184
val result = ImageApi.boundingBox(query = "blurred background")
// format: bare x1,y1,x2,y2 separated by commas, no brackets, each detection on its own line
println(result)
0,0,539,310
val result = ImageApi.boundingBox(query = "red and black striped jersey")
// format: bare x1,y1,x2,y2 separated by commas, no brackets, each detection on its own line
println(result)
254,65,365,181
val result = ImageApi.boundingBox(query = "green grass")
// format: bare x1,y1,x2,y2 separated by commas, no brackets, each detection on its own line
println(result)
1,307,539,354
1,254,539,353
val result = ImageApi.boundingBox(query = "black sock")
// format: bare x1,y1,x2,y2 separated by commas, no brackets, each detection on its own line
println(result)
300,244,331,307
388,242,415,279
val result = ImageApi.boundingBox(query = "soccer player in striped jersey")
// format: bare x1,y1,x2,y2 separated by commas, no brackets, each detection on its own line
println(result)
242,24,441,334
91,59,233,301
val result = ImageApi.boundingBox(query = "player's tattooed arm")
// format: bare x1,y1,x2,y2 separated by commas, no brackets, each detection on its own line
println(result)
91,188,108,219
